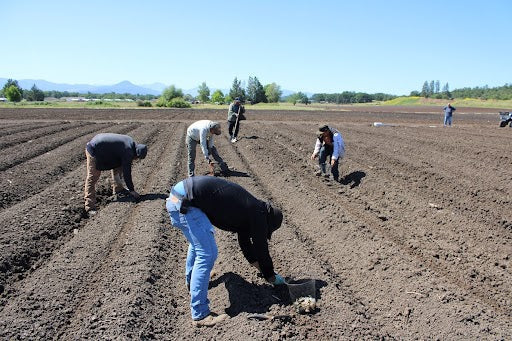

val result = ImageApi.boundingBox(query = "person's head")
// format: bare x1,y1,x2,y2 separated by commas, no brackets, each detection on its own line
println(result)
265,202,283,240
234,97,241,104
135,144,148,159
447,103,451,107
209,121,222,135
317,124,331,140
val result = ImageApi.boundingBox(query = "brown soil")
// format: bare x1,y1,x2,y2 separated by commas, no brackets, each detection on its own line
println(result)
0,106,510,339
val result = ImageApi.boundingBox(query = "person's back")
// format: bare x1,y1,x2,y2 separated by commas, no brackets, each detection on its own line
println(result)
184,176,262,232
87,133,136,170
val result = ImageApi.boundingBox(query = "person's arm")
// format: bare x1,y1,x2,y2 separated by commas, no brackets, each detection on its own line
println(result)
199,128,210,161
311,138,321,159
249,214,275,280
237,231,258,265
122,160,135,192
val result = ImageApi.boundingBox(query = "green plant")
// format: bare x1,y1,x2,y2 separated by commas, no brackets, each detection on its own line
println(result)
5,85,22,102
168,97,191,108
136,100,152,107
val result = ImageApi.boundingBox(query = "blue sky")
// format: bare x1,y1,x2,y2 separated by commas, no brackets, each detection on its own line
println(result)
2,0,511,95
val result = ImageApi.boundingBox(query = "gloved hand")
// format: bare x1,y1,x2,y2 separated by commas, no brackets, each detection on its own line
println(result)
272,273,286,286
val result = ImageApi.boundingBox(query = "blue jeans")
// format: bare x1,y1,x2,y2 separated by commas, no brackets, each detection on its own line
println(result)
444,114,452,126
166,187,218,320
318,144,339,180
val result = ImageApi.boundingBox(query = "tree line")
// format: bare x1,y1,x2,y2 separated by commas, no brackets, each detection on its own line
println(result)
412,80,512,100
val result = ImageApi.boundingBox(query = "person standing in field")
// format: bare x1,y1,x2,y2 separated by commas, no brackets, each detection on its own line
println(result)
443,103,456,126
166,176,286,327
227,97,245,143
311,124,345,182
84,133,147,216
186,120,228,177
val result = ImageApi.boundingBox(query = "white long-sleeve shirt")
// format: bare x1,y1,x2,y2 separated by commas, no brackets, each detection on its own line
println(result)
313,127,345,160
187,120,216,160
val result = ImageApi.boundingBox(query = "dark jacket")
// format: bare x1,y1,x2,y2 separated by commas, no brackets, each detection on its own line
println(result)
227,102,245,122
86,133,138,191
444,105,456,116
183,176,279,279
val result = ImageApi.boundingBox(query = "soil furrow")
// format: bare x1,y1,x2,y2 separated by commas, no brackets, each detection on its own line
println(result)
0,121,64,138
0,121,84,150
0,122,98,171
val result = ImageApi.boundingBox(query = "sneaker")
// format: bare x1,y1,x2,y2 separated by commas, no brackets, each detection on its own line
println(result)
230,138,237,143
323,173,330,179
315,170,322,176
193,312,228,327
86,209,97,217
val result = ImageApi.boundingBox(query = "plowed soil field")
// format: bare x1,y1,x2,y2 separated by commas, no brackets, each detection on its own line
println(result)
0,106,510,339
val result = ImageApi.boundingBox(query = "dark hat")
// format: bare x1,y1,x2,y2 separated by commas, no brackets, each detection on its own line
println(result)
265,202,283,240
136,144,148,159
317,124,330,138
318,124,329,132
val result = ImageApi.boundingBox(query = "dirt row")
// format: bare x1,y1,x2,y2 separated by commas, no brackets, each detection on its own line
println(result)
0,107,510,339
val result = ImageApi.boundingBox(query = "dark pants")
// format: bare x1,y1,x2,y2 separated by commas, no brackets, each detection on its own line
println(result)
318,144,339,180
228,120,240,138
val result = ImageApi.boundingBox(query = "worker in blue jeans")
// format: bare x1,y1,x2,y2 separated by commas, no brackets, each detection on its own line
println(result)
443,103,456,126
166,176,285,327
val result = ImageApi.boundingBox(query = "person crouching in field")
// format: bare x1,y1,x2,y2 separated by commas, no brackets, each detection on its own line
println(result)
186,120,229,177
84,133,147,216
310,124,345,182
166,176,286,327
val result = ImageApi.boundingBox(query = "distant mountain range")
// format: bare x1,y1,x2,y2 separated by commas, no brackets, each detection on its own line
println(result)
0,78,165,96
0,78,307,98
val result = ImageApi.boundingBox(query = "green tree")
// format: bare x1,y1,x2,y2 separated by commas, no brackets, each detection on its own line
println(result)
264,83,282,103
421,81,430,97
246,76,266,104
162,85,183,101
286,92,309,105
26,84,45,101
229,77,245,100
211,89,225,104
434,80,440,94
5,85,22,102
156,85,184,106
197,82,210,103
2,79,23,98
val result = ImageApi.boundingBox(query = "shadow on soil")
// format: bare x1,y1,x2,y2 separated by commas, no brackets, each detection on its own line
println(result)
341,171,366,188
210,272,327,317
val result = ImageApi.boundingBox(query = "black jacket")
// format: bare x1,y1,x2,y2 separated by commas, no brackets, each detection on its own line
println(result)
86,133,138,191
183,176,277,279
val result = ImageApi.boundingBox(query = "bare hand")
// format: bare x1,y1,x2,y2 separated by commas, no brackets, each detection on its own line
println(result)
311,153,318,160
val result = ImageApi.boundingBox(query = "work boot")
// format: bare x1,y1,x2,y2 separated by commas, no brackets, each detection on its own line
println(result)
193,312,228,327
